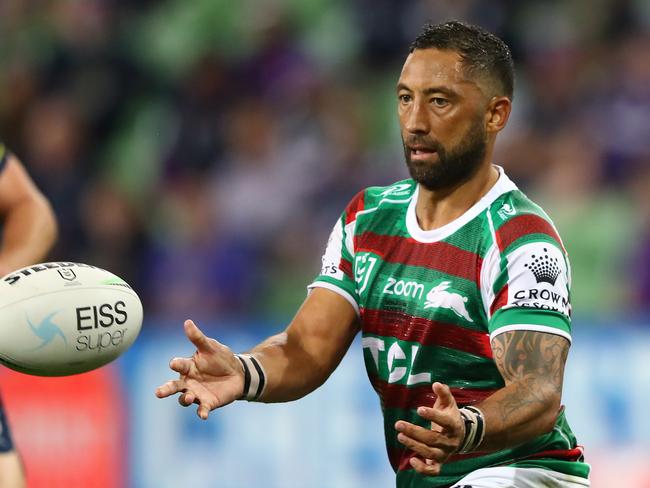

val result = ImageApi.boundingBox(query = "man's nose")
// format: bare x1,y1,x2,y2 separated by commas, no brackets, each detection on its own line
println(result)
404,101,430,134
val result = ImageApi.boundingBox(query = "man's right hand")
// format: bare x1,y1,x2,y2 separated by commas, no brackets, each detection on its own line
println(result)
155,320,245,419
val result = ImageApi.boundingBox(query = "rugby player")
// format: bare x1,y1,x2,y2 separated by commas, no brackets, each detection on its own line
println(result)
156,21,590,487
0,143,58,488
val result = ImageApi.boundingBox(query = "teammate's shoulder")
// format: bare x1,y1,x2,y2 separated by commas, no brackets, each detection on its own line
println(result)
488,189,565,253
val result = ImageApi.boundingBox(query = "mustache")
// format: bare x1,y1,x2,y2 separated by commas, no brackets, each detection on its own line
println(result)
404,136,442,152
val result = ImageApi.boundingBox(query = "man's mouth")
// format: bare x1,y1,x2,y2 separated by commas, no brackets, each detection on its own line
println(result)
409,147,437,161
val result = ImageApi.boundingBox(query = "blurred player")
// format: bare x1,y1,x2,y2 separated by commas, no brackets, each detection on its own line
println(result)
0,143,58,487
156,22,590,487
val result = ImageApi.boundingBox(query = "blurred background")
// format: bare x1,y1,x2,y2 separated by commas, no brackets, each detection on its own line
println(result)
0,0,648,486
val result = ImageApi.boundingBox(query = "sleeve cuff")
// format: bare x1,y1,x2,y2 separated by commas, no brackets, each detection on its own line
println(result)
489,307,571,343
307,281,360,317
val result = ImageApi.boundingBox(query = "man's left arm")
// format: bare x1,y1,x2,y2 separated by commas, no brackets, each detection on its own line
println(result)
0,153,58,275
395,330,568,475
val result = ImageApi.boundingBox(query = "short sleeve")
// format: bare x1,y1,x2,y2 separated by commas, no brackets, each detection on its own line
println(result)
308,190,366,316
308,215,360,316
485,240,572,343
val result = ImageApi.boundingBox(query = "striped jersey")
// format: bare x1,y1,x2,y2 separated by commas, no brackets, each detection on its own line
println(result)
309,167,589,487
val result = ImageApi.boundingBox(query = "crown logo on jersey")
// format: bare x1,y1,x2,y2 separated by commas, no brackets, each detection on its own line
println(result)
524,248,561,285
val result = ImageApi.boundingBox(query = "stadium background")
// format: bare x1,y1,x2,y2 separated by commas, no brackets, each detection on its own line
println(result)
0,0,649,486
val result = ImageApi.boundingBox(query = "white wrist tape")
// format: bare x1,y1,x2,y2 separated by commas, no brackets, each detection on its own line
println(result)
458,405,486,453
235,354,267,401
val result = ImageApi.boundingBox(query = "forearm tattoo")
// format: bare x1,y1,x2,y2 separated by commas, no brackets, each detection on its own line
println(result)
491,331,569,422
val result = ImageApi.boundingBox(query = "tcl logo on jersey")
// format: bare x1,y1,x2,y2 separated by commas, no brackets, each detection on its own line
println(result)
362,337,431,385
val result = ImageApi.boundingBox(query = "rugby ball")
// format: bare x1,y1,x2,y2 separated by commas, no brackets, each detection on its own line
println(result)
0,262,143,376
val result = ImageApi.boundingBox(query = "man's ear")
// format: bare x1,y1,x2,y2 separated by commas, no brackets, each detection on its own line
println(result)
485,96,511,134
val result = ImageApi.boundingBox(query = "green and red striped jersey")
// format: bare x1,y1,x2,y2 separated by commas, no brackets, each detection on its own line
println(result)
309,167,589,487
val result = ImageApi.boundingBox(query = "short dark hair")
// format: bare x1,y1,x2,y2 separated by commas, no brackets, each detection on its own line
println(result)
410,21,514,100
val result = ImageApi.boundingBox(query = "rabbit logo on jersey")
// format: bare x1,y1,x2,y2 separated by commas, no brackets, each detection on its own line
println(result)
424,281,473,322
508,243,570,316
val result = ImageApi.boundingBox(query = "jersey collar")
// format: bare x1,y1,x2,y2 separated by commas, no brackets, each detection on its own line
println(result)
405,165,518,243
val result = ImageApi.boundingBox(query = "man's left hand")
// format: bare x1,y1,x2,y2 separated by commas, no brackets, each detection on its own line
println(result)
395,382,465,476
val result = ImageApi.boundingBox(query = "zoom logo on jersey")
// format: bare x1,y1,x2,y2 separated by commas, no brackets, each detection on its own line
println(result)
524,248,560,285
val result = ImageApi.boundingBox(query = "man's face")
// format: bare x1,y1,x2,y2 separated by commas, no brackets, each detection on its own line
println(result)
397,48,489,191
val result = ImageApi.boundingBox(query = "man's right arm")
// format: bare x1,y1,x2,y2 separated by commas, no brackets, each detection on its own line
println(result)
155,287,359,418
247,287,360,402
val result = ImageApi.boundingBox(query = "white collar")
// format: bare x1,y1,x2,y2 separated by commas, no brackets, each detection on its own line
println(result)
405,166,517,243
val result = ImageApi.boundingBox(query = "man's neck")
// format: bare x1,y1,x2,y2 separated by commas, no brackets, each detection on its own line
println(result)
415,163,500,231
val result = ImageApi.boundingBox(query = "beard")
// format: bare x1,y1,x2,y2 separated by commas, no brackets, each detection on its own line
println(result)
402,118,487,192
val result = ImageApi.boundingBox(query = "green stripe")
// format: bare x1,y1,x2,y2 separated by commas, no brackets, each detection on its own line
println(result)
502,233,563,256
441,218,493,256
489,308,571,336
355,207,410,237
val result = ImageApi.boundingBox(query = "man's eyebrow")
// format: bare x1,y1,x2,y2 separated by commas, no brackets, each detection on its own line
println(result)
396,83,458,97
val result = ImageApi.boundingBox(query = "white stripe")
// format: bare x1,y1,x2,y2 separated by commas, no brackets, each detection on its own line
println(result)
354,197,413,219
554,425,573,449
308,281,360,317
489,324,572,344
239,355,260,400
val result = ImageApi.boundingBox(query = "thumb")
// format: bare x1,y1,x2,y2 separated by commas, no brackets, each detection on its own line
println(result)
432,382,457,410
184,319,214,353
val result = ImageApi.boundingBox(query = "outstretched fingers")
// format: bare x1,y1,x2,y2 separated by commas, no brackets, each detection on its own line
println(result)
155,379,187,399
184,320,215,353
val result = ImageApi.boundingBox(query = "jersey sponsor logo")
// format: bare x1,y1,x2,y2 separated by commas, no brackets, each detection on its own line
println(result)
497,202,516,220
379,183,412,197
512,289,569,310
362,337,431,385
382,278,425,300
320,257,339,276
524,247,561,285
424,281,474,322
354,253,378,294
508,243,571,316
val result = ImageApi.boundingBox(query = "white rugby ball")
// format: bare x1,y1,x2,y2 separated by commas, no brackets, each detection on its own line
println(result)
0,262,143,376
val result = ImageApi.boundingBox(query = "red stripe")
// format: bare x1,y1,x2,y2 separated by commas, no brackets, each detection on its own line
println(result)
495,214,563,252
369,376,497,410
354,232,482,282
388,447,414,471
490,284,509,316
344,190,365,224
515,446,584,462
339,258,353,279
363,308,492,358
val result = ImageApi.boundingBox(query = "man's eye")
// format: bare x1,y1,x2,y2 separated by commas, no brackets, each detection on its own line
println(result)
432,98,448,107
399,94,412,103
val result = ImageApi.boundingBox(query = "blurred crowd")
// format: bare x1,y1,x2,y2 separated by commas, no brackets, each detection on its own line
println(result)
0,0,648,323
